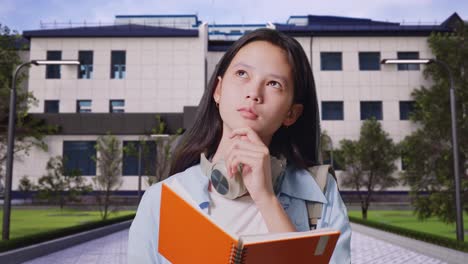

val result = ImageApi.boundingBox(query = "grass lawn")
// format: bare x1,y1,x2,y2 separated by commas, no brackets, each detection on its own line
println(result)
348,210,468,240
0,208,136,239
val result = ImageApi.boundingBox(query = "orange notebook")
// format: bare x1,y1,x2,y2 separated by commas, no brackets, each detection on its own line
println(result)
158,183,340,264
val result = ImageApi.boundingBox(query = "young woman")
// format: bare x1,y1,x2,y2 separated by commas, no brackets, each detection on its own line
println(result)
128,28,351,263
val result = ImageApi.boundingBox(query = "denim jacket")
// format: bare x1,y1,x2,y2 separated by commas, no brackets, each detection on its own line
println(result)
128,164,351,263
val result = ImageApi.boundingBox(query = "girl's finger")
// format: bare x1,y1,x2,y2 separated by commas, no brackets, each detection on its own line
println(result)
226,148,263,177
230,155,256,177
229,127,263,145
226,138,267,157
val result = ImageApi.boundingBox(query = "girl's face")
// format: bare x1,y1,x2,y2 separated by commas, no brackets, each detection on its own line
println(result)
213,40,303,141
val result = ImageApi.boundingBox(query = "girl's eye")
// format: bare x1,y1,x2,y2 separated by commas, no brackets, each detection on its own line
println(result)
235,70,248,78
267,81,282,89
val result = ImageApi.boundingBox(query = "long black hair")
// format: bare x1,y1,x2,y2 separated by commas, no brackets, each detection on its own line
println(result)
169,28,320,175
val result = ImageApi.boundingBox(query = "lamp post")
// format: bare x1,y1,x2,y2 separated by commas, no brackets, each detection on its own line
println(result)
381,58,464,241
2,60,80,240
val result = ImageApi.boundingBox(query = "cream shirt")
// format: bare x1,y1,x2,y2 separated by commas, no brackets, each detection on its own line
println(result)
167,177,268,238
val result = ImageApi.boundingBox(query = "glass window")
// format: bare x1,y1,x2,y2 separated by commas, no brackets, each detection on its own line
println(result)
46,51,61,79
78,51,93,79
76,100,92,113
359,52,380,71
44,100,59,113
360,101,383,120
322,101,344,120
110,100,125,113
63,141,96,176
111,50,126,79
122,141,157,176
397,52,420,71
320,52,342,71
399,101,415,120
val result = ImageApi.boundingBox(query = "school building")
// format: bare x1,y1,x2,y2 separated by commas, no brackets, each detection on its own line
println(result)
7,13,463,201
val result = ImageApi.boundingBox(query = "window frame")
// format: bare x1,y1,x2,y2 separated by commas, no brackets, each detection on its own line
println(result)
322,101,344,120
78,50,94,79
320,52,342,71
76,100,92,113
110,99,125,113
62,141,97,176
44,100,60,113
111,50,126,79
360,101,383,120
45,50,62,79
397,52,420,71
359,52,381,71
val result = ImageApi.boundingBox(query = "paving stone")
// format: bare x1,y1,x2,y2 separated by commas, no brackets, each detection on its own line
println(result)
23,227,455,264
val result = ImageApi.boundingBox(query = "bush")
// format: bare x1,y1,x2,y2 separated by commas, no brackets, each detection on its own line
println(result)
0,213,135,252
349,216,468,252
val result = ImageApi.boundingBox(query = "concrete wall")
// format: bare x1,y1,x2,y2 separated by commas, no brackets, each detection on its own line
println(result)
27,26,206,114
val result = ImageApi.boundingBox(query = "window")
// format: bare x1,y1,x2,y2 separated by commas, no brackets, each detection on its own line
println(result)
44,100,59,113
320,52,342,71
399,101,415,120
397,52,420,71
122,141,156,176
110,100,125,113
359,52,380,71
78,51,93,79
360,101,383,120
111,50,126,79
76,100,92,113
322,101,344,120
46,51,61,79
63,141,96,176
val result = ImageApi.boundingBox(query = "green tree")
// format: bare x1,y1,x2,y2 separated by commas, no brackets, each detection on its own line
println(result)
94,134,123,220
339,118,400,219
400,23,468,223
124,115,183,188
0,23,57,189
18,175,36,203
148,115,183,185
37,156,92,209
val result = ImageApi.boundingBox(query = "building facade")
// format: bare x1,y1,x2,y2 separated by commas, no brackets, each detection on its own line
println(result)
9,13,462,197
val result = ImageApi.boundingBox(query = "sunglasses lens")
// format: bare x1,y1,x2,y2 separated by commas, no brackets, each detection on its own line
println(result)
211,169,229,195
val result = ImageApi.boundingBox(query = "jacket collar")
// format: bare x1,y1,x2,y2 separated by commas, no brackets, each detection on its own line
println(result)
177,164,327,209
279,165,328,204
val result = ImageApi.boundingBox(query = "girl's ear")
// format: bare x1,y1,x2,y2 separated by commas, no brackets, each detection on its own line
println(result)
282,104,304,127
213,76,222,103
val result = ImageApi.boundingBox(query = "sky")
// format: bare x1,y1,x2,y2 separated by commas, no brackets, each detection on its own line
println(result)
1,0,467,33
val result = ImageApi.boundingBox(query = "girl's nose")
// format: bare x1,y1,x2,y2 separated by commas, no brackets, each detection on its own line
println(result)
245,81,263,103
246,94,262,103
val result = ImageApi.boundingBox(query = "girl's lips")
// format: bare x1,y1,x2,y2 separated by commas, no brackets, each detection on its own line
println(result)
238,109,258,120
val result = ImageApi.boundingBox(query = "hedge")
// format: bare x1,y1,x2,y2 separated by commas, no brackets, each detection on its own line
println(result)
349,215,468,252
0,213,135,253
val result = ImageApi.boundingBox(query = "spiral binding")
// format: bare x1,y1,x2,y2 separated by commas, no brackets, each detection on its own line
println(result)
229,243,247,264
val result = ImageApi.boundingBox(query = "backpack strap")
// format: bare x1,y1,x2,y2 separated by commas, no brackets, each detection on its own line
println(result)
306,165,336,230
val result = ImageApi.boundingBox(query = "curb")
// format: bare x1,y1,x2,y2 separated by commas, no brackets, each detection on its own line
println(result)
0,219,132,264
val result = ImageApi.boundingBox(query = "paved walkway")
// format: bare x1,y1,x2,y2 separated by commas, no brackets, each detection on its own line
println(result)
23,225,465,264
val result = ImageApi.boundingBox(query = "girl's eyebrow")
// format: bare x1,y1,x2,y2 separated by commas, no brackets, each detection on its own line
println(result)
232,62,289,85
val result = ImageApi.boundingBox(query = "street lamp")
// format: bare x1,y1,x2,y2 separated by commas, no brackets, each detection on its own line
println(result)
2,60,80,240
381,58,464,241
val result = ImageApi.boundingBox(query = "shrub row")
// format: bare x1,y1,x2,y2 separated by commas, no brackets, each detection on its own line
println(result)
349,216,468,252
0,213,136,253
